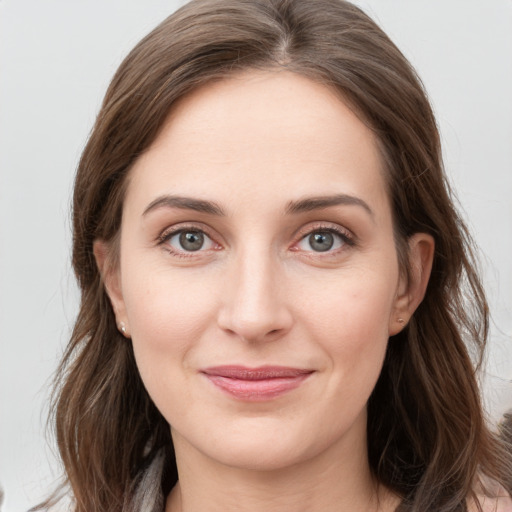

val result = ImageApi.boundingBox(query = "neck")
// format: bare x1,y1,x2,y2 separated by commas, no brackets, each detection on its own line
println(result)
165,416,398,512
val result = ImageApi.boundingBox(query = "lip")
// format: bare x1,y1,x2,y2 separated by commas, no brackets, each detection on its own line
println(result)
201,365,314,402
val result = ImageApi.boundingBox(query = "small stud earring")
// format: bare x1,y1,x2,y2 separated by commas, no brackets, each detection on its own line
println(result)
397,318,405,324
119,322,127,334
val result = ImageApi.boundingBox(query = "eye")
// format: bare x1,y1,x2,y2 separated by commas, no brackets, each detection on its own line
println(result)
296,229,347,253
165,229,216,252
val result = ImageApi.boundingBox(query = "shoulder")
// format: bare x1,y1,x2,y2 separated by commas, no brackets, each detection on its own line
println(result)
469,497,512,512
466,472,512,512
468,488,512,512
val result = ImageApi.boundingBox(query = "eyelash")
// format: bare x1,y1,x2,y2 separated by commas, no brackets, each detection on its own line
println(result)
157,224,219,259
156,222,355,258
292,223,355,255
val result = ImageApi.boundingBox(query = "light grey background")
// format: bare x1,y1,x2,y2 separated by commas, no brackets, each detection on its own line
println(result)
1,1,511,510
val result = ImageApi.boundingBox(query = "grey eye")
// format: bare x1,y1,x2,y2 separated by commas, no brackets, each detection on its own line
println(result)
308,232,334,252
164,228,216,254
178,231,205,251
297,230,345,253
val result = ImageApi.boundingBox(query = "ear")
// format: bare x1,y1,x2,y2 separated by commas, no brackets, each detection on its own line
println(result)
389,233,435,335
93,239,130,337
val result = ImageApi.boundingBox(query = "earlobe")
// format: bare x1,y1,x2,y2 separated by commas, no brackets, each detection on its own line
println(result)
389,233,435,335
93,239,129,336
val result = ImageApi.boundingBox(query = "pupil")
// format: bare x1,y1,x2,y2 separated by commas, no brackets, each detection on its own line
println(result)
179,231,204,251
309,232,334,252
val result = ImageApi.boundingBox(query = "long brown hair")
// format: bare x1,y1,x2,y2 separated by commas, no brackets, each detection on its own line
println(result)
35,0,511,510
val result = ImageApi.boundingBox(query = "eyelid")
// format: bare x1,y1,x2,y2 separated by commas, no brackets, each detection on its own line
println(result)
154,221,355,257
290,222,355,252
157,221,214,241
156,222,222,254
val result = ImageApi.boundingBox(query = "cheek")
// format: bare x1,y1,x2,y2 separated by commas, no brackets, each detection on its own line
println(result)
121,266,220,382
125,266,214,333
302,266,397,318
121,268,222,423
295,268,397,366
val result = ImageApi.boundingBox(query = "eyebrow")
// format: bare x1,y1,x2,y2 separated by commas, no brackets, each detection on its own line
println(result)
142,195,225,217
142,193,373,218
285,194,374,217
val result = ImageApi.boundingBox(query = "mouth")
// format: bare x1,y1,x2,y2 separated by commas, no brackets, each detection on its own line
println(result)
200,365,314,401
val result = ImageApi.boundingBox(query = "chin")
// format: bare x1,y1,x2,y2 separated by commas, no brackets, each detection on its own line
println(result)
206,438,310,472
172,410,364,475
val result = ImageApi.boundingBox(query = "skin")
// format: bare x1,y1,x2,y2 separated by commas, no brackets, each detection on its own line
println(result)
95,70,434,512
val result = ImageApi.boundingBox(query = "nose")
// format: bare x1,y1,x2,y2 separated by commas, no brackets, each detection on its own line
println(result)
217,249,293,343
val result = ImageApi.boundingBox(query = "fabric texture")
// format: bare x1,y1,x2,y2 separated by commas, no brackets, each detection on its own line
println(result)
129,450,165,512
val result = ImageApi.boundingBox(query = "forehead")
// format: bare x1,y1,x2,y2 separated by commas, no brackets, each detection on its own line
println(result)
127,70,389,217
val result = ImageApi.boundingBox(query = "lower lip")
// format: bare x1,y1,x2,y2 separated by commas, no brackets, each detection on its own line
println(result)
203,374,312,402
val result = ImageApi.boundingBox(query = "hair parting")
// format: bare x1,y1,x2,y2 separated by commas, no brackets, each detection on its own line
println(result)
33,1,512,511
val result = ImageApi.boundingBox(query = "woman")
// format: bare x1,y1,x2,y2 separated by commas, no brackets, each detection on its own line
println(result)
34,0,512,511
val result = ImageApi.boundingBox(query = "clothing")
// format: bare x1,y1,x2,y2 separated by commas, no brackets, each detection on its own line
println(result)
130,453,512,512
130,450,165,512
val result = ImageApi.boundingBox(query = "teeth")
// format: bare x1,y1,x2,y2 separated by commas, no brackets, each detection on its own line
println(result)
227,373,281,380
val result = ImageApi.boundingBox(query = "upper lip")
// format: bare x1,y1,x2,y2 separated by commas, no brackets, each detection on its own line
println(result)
201,365,314,380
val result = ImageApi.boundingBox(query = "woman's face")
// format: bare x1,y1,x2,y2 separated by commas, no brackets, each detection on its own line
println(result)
104,70,418,471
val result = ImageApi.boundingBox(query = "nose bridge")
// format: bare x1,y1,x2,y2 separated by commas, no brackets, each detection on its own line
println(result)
218,242,291,342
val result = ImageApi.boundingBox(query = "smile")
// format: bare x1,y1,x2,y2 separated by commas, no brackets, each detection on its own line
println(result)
201,365,314,402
